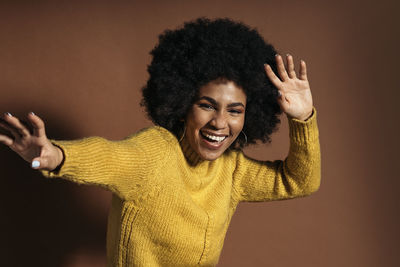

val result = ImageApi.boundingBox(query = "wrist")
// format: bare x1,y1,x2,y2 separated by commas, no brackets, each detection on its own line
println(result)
290,109,313,121
299,110,313,121
52,145,65,172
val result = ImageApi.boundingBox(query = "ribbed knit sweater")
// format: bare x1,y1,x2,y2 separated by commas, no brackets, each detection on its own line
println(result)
41,108,320,267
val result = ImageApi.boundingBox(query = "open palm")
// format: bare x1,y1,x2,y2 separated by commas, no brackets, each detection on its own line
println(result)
0,112,63,170
265,54,313,121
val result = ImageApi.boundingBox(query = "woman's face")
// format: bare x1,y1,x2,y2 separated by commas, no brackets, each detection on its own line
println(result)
185,79,246,161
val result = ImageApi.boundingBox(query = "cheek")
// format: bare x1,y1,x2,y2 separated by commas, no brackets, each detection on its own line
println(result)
187,109,211,129
230,117,245,135
186,109,210,137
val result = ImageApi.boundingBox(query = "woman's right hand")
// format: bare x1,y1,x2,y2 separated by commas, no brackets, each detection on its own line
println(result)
0,112,64,171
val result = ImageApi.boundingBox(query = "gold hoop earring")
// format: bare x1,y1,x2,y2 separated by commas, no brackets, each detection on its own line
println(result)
179,124,186,142
241,130,248,146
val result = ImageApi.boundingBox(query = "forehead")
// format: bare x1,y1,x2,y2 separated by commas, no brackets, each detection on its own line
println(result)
198,80,247,103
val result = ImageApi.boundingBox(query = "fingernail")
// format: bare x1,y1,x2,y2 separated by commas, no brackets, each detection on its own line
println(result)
286,53,291,57
275,54,279,57
32,160,40,168
5,112,12,117
30,112,35,116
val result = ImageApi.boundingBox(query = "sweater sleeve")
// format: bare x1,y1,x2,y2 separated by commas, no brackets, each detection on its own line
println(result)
40,127,173,200
232,107,321,202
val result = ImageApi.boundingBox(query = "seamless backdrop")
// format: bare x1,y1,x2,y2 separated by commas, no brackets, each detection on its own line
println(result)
0,0,399,266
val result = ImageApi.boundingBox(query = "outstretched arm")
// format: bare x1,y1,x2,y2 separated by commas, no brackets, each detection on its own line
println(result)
1,112,172,200
0,112,63,171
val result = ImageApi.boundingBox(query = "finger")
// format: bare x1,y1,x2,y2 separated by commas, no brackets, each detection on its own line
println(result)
1,116,33,136
31,156,56,171
27,112,47,138
0,120,17,140
0,118,14,133
3,113,31,138
264,64,282,88
0,133,14,146
20,120,34,135
299,60,308,81
286,54,296,79
275,54,289,81
2,113,26,139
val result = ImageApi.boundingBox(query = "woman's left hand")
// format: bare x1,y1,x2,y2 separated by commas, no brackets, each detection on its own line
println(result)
265,54,313,121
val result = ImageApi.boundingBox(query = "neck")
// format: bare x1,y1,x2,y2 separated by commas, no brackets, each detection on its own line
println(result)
180,136,203,166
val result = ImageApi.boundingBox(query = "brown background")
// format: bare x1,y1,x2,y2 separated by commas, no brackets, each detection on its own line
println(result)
0,0,399,266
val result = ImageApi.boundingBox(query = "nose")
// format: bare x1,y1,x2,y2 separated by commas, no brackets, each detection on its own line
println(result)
210,111,228,129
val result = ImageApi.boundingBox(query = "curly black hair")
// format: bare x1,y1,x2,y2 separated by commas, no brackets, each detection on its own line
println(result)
141,17,282,148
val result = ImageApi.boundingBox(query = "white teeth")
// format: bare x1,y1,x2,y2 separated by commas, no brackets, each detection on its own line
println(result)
204,133,226,142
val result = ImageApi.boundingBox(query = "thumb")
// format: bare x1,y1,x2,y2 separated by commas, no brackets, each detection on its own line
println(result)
31,144,64,171
31,157,51,171
277,92,290,112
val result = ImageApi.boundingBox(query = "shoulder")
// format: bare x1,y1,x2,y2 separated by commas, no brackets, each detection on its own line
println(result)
121,126,179,154
124,126,177,144
222,148,270,173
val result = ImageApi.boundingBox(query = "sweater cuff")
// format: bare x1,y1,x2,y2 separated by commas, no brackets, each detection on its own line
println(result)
288,107,319,144
40,140,74,178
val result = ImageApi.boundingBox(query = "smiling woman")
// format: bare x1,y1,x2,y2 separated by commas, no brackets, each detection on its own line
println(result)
185,80,247,161
0,17,320,266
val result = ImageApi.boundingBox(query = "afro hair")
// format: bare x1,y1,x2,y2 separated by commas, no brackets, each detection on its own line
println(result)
141,17,282,148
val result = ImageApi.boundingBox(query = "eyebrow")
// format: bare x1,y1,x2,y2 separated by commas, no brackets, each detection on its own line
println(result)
198,96,245,108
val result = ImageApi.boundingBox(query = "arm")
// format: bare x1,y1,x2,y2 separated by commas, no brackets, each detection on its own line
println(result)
233,108,320,202
232,54,320,202
41,128,170,199
0,112,170,199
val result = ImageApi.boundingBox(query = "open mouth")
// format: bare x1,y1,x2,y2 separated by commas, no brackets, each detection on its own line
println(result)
200,130,228,144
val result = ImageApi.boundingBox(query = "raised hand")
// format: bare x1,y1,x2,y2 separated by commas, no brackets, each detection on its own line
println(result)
0,112,63,171
265,54,313,121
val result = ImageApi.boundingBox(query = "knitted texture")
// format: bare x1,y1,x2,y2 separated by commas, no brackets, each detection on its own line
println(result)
41,108,320,267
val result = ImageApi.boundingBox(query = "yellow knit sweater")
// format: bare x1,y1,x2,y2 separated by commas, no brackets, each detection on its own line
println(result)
42,108,320,267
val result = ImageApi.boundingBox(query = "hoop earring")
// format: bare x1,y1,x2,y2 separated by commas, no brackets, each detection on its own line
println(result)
179,124,186,142
241,130,248,146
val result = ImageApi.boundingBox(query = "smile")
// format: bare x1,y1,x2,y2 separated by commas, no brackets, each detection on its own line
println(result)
200,130,227,143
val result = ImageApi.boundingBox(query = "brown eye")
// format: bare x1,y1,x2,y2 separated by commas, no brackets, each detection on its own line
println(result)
229,109,243,114
199,103,214,110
